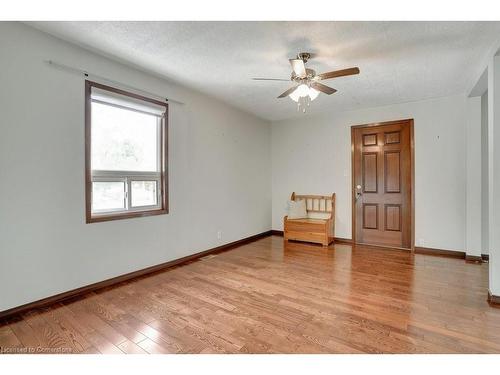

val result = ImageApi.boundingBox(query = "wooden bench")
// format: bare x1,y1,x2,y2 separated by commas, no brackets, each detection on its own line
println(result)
284,192,336,247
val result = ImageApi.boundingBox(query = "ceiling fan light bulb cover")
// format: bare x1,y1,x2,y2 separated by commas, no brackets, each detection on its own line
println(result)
289,84,310,102
309,88,320,101
289,90,300,102
296,84,310,97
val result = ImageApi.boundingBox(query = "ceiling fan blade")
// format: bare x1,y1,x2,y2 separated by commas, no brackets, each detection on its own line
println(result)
317,67,360,80
289,59,306,78
252,78,290,81
310,82,337,95
277,86,299,98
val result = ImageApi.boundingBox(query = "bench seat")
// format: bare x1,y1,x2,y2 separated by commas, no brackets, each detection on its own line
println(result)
286,218,328,224
283,192,336,247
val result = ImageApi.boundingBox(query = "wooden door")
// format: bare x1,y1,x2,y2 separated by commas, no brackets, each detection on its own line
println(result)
352,119,413,249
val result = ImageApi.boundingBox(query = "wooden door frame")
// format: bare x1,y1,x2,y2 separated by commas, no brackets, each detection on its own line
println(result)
350,119,415,251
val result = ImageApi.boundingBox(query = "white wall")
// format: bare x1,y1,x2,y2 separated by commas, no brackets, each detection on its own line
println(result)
465,97,482,257
272,95,468,251
0,22,272,311
481,91,489,254
488,55,500,296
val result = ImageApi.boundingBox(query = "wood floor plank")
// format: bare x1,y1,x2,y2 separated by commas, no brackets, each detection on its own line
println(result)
82,332,123,354
21,310,75,353
42,304,93,353
124,316,189,353
118,339,148,354
6,316,42,349
136,338,175,354
0,325,22,352
1,236,499,353
66,296,128,347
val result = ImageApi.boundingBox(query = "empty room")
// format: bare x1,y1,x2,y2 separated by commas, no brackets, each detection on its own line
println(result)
2,1,500,370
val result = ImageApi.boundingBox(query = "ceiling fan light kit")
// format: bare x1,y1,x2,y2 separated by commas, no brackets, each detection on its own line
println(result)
252,52,360,113
289,84,319,113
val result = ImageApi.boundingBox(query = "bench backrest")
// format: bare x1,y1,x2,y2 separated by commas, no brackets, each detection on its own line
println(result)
291,192,335,220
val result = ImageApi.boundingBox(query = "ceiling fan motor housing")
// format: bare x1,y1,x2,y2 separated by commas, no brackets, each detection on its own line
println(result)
291,68,317,83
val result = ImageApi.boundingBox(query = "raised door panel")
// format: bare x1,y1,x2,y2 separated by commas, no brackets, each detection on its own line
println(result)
363,153,378,193
385,131,400,144
385,204,401,231
363,134,377,146
385,151,401,193
363,204,378,229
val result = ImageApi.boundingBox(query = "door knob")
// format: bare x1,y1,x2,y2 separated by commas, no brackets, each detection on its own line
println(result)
356,185,362,200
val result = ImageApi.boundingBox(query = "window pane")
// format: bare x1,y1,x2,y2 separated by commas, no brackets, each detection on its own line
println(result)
131,181,158,207
92,181,125,211
91,102,158,172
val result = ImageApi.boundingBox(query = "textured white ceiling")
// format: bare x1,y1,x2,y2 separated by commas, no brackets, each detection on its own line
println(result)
28,21,500,121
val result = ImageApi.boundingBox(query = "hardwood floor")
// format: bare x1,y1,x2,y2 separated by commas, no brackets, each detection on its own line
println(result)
1,235,499,354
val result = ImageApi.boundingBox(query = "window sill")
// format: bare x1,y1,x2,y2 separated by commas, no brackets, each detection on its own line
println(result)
86,208,168,223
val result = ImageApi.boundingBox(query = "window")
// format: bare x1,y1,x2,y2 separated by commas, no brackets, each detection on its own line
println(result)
85,81,168,223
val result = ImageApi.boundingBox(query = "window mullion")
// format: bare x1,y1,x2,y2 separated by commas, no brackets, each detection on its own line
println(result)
126,178,131,211
92,170,159,179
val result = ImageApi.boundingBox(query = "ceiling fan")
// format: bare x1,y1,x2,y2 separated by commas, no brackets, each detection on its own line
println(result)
252,52,360,112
